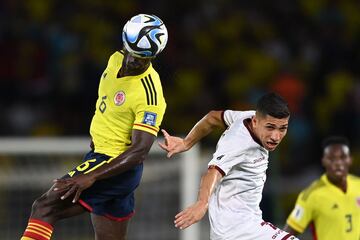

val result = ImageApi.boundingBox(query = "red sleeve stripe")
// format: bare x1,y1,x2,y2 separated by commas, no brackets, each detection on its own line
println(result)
281,233,294,240
208,165,225,176
133,123,158,132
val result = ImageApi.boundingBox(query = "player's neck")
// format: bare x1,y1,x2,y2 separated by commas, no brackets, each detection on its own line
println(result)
244,118,263,148
117,67,147,78
327,174,347,193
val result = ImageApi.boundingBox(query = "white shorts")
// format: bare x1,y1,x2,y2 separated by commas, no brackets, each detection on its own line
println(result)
210,220,300,240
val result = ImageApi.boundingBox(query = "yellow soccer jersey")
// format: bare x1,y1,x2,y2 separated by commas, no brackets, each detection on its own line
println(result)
286,174,360,240
89,51,166,157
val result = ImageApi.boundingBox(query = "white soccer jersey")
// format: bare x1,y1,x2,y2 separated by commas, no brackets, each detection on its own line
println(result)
207,110,297,240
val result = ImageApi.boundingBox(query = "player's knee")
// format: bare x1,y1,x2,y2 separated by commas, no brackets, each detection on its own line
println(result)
32,196,45,213
31,195,56,221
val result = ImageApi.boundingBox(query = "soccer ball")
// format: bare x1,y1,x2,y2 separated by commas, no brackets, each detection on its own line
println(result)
122,14,168,58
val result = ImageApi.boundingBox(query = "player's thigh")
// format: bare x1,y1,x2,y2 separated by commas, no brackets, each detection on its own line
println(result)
91,213,130,240
31,183,86,221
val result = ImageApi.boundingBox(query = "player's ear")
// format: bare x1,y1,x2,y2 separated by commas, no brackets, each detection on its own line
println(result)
348,156,353,166
252,116,258,128
321,156,326,168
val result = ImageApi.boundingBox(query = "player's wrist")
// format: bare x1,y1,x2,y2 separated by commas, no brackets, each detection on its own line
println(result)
87,171,100,181
197,200,208,209
183,138,193,151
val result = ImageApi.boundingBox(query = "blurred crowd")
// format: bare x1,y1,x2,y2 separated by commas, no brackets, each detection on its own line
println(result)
1,0,360,175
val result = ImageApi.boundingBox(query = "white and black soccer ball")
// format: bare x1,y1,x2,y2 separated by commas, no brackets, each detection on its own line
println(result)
122,14,168,58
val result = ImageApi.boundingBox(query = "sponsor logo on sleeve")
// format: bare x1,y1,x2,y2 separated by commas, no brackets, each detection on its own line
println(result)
143,112,157,126
216,155,225,160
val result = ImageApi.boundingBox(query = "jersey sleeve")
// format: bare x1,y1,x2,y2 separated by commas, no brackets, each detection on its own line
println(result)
223,110,255,127
207,150,242,176
286,191,314,233
133,102,166,136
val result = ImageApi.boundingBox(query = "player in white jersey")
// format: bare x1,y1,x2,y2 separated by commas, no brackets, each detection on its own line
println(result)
159,92,299,240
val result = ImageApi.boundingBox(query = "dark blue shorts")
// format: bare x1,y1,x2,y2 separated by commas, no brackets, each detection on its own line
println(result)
65,150,143,221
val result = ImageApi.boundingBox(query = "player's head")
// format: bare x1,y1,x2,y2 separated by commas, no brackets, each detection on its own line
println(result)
122,14,168,59
121,49,153,74
321,136,352,182
252,92,290,151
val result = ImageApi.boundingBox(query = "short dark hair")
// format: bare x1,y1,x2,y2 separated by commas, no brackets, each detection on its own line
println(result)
256,92,290,118
322,136,350,151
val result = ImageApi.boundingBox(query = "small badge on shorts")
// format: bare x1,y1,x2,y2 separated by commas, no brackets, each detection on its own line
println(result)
143,112,157,126
114,91,126,106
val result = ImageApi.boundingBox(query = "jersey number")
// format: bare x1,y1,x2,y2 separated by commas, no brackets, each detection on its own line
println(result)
68,159,97,177
345,214,352,232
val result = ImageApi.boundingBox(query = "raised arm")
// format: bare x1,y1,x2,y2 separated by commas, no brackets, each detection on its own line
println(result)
159,110,225,157
174,167,223,229
54,129,155,202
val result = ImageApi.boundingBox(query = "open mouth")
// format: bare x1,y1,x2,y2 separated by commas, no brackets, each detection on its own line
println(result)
266,142,278,149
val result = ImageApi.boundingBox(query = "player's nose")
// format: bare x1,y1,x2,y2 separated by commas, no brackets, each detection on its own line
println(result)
270,131,281,142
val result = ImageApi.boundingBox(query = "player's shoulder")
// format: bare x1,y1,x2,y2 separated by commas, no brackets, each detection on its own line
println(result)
299,177,327,202
146,66,161,84
223,110,255,124
225,110,255,117
348,174,360,185
107,51,123,68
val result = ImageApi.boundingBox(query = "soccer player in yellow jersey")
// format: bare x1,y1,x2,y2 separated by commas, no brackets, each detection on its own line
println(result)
284,136,360,240
21,14,168,240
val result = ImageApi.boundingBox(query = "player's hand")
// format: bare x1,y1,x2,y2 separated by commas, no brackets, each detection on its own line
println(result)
158,129,188,158
53,174,96,203
174,201,208,230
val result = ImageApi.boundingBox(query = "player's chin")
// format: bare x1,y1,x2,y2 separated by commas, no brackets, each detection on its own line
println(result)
265,142,278,151
333,169,346,177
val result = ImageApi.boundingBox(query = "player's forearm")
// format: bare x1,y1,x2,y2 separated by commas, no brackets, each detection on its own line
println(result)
197,168,222,206
89,146,150,181
283,224,300,236
88,130,155,180
184,111,225,149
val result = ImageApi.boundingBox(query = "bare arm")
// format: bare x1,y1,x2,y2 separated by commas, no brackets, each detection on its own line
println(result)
283,224,300,236
54,129,155,202
159,110,225,157
174,167,223,229
88,129,155,180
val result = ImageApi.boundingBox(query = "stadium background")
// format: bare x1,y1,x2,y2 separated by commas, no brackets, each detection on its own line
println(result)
1,0,360,239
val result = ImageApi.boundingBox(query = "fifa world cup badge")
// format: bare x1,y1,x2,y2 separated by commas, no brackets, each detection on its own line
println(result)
143,112,157,126
114,91,126,106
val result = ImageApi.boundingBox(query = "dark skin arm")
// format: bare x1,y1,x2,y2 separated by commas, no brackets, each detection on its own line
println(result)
283,224,300,236
54,129,155,203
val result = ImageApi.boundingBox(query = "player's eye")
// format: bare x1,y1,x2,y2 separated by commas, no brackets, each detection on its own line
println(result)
279,127,288,132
